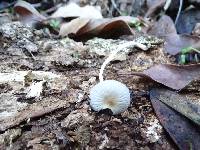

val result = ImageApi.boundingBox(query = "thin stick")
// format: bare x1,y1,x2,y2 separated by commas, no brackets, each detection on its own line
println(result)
99,41,147,82
111,0,122,15
175,0,183,25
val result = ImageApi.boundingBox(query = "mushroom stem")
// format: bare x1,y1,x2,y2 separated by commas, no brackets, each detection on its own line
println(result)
99,41,147,82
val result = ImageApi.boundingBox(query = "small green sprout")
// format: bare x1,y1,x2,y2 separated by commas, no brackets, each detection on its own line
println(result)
128,18,142,31
49,19,60,30
179,46,200,64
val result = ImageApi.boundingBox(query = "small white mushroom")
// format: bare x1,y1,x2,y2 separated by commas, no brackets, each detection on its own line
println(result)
89,41,145,114
89,80,130,114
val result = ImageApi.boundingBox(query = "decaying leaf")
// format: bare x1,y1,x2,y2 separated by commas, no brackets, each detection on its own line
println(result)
50,2,103,19
150,88,200,125
121,64,200,90
0,71,61,84
61,110,94,129
0,128,21,148
14,0,46,23
0,93,28,120
25,80,45,98
150,88,200,150
86,37,149,61
164,34,200,55
148,15,200,55
27,136,51,148
59,18,90,36
59,16,134,40
148,15,177,36
144,64,200,90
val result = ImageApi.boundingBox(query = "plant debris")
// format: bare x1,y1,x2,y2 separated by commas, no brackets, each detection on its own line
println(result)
150,88,200,150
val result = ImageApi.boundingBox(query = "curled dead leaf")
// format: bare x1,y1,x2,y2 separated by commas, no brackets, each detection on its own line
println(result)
59,18,90,36
59,17,134,40
50,2,103,19
14,0,46,23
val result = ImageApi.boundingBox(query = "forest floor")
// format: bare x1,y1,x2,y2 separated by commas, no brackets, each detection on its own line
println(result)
1,0,200,150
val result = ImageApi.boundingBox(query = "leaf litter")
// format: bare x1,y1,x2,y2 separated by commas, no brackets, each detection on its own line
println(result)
150,88,200,150
150,88,200,126
119,64,200,90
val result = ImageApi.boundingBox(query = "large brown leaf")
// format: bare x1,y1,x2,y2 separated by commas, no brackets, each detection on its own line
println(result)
150,88,200,150
119,64,200,90
151,88,200,126
59,16,134,40
143,64,200,90
59,18,90,36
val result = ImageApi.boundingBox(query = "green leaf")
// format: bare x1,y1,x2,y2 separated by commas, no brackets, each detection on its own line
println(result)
49,19,60,29
181,46,193,54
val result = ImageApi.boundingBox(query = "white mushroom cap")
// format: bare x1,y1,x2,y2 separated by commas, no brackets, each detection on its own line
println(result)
89,80,130,114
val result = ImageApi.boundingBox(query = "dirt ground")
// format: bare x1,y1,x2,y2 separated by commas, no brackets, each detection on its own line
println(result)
3,0,200,149
0,20,178,150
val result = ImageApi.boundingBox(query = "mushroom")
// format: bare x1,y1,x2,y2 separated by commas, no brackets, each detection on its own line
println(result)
89,41,146,114
89,80,130,114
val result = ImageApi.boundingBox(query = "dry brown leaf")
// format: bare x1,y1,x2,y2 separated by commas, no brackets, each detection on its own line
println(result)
120,64,200,90
50,2,103,19
79,16,135,35
79,19,133,39
59,17,134,40
148,15,177,36
164,34,200,55
150,88,200,150
14,0,46,22
143,64,200,90
148,15,200,55
59,18,90,36
151,88,200,126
